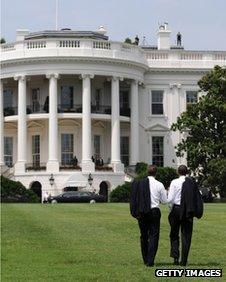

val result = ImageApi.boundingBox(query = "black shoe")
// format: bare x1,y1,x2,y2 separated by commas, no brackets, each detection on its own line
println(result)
180,261,187,266
145,262,154,267
174,259,179,265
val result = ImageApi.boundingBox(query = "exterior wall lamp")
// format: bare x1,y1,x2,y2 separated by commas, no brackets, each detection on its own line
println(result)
49,174,55,186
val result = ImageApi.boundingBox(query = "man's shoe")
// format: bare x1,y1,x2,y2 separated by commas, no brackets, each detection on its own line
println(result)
174,259,179,265
145,262,154,267
180,261,187,266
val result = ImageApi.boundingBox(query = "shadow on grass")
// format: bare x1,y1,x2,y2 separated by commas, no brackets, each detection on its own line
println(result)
155,262,221,267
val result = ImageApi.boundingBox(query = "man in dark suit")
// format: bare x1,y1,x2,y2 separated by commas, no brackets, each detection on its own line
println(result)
130,165,167,266
168,165,201,266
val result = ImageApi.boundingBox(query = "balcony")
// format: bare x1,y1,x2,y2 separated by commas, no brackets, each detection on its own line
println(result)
27,104,49,114
91,105,111,115
0,38,147,67
58,104,82,113
26,163,46,171
4,105,130,117
4,107,18,116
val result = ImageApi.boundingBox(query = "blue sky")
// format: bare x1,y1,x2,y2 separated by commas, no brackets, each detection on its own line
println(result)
1,0,226,50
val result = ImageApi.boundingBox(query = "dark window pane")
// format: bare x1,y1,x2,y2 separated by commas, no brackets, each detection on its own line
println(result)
151,91,164,115
61,86,73,108
152,137,164,167
121,136,129,166
152,104,163,115
3,90,13,108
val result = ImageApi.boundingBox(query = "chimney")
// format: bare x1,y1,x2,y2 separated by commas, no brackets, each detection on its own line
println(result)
157,23,171,50
16,29,30,41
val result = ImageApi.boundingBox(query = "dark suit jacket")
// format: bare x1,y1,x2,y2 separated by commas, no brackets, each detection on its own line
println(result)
130,178,151,218
180,177,200,220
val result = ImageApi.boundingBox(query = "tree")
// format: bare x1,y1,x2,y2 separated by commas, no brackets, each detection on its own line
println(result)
1,38,6,44
124,37,132,44
171,66,226,196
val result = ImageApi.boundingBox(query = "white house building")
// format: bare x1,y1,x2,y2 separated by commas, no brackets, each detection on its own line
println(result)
0,24,225,200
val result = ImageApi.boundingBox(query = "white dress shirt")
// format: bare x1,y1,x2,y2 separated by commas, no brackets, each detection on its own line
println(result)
167,175,186,205
148,176,168,209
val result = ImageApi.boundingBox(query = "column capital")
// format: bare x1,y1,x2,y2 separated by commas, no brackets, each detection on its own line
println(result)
131,79,139,86
170,82,182,89
46,73,60,79
80,74,94,79
14,75,27,81
112,76,123,82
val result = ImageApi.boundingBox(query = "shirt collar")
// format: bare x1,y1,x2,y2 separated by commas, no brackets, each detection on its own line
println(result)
148,176,155,179
179,175,186,179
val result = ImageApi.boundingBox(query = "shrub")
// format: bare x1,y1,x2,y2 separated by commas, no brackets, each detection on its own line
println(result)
136,163,178,189
109,182,131,203
1,176,39,203
135,162,148,175
155,167,178,189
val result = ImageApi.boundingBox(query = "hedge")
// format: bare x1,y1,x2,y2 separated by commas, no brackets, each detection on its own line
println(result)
1,175,39,203
109,182,131,202
109,165,178,202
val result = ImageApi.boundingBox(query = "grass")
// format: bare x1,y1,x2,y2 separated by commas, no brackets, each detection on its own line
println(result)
1,203,226,282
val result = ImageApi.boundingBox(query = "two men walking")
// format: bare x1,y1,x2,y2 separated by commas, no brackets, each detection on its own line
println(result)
130,164,203,267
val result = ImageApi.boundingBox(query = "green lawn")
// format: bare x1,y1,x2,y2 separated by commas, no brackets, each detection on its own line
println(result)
1,203,226,282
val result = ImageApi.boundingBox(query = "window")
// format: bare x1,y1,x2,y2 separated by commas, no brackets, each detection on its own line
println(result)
95,89,101,111
121,136,129,166
3,89,13,108
152,136,164,167
151,90,164,115
94,135,101,158
4,137,13,167
61,134,74,165
32,135,40,166
61,86,73,110
186,91,198,109
31,88,40,112
120,91,129,109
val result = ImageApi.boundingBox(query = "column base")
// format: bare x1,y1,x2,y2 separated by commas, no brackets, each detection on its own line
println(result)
47,161,59,173
82,161,95,173
112,162,124,172
15,162,26,173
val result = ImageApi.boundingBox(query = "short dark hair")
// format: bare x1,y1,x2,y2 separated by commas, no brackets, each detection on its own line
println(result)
178,165,188,176
148,165,157,176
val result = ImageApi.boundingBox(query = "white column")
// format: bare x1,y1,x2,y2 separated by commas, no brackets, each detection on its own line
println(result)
46,74,59,172
111,76,124,172
14,75,27,173
0,79,4,166
170,83,183,166
130,80,139,165
82,74,94,172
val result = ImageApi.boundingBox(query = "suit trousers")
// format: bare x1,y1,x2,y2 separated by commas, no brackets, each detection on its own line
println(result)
138,208,161,265
168,205,193,265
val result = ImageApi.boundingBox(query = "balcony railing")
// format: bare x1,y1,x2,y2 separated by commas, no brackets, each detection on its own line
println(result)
58,104,82,113
27,104,49,114
59,163,82,170
91,105,111,114
120,107,130,117
4,107,18,116
26,163,46,171
4,105,130,117
1,38,147,66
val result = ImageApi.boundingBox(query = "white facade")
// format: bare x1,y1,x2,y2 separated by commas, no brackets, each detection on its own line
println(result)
1,25,226,200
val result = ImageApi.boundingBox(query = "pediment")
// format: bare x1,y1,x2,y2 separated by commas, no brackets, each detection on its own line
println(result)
93,121,106,129
145,123,169,132
27,121,44,129
58,119,80,127
4,122,17,130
